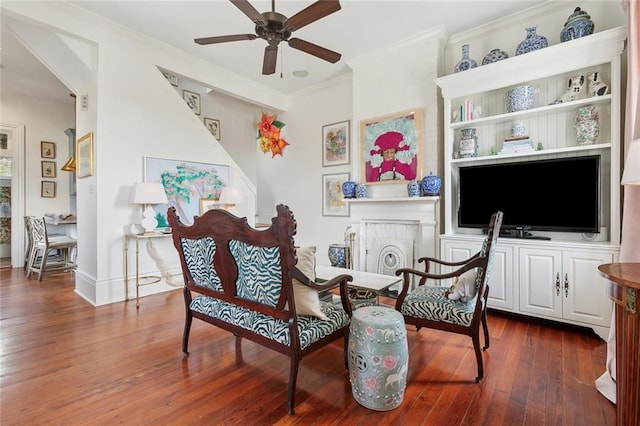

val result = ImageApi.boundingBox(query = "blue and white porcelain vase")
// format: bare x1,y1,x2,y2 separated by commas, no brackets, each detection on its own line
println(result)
516,26,548,55
328,244,347,268
458,128,478,158
453,44,477,73
355,183,368,199
421,172,442,196
560,7,594,42
574,105,599,146
407,180,420,197
342,180,357,199
482,48,509,65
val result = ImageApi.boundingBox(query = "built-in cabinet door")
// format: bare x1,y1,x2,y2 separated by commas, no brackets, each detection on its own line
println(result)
562,250,614,327
519,248,563,319
441,238,514,310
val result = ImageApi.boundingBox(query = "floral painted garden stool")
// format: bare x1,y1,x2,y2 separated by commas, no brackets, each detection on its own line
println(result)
348,305,408,410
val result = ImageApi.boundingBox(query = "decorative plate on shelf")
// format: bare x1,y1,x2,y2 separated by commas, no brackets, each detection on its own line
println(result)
482,48,509,65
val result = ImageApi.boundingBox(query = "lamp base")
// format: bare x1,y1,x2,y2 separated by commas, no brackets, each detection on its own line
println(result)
141,205,158,233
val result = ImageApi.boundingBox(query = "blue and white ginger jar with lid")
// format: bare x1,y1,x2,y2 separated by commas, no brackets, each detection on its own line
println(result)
342,180,356,199
560,7,594,42
421,172,442,196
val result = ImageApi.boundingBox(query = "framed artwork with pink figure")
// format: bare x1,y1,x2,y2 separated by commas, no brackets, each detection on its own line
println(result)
360,109,423,183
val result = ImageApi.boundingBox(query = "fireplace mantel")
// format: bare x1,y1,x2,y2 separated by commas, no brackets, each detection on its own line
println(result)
345,196,440,272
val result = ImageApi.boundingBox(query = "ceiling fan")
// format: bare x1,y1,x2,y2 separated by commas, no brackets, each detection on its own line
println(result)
195,0,342,75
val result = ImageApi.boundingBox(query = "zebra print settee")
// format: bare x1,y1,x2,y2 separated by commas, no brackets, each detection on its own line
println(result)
167,204,353,414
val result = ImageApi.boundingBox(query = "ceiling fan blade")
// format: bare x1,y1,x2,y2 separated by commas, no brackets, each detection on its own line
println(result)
284,0,341,32
288,38,341,63
195,34,257,45
230,0,268,26
262,45,278,75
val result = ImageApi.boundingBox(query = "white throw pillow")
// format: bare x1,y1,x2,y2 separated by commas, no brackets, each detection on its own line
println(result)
292,246,328,320
446,268,478,303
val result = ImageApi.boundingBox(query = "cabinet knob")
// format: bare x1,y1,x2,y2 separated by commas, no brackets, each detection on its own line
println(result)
564,273,569,297
556,272,561,295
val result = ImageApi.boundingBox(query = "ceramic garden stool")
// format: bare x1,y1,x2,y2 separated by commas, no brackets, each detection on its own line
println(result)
348,306,408,410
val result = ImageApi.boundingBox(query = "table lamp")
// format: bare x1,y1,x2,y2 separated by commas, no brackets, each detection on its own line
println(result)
130,182,169,233
218,186,243,212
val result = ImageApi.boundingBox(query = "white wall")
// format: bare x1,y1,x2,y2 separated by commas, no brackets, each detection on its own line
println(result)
255,75,354,264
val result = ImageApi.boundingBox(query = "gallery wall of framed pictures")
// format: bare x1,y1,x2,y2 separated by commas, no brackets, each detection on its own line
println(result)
321,120,351,213
40,141,57,198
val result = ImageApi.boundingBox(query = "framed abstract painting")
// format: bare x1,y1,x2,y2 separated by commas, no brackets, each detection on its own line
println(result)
322,120,350,167
322,172,349,216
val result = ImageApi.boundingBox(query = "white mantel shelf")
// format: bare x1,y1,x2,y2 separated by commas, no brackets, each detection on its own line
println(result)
345,196,440,203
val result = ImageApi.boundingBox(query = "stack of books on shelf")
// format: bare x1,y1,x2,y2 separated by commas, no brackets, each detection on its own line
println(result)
500,135,535,155
456,100,478,122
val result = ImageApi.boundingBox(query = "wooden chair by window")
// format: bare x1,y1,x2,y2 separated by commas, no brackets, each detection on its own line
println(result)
26,216,77,281
393,211,503,382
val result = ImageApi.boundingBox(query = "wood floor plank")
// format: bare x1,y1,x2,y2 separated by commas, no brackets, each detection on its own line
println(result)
0,268,616,425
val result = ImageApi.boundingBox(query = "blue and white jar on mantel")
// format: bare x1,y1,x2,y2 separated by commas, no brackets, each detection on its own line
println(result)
355,183,368,199
407,180,420,197
515,26,548,55
342,180,357,199
421,172,442,196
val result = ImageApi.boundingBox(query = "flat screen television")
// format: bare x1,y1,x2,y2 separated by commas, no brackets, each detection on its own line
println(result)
457,155,600,235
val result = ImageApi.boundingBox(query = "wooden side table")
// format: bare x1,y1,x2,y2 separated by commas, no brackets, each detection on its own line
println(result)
598,262,640,426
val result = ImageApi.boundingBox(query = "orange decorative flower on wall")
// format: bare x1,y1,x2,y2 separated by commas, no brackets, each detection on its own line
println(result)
257,112,289,158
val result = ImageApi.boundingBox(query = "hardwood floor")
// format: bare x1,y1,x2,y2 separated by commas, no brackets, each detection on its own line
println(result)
1,267,615,425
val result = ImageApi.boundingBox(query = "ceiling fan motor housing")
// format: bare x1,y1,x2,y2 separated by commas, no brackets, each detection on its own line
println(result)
256,12,291,45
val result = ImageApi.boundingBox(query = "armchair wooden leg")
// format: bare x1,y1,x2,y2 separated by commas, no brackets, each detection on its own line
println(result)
472,333,484,383
482,308,490,350
182,311,193,356
287,355,300,415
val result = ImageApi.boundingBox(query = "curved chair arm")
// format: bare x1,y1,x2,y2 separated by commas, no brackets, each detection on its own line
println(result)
290,267,353,316
417,252,481,272
394,255,488,308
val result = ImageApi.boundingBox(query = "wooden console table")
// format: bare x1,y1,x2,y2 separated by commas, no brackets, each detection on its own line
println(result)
598,262,640,426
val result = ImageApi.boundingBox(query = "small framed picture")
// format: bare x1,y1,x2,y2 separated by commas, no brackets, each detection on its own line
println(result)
199,198,219,215
204,118,221,140
41,181,56,198
322,172,350,217
322,120,350,167
162,71,178,87
76,132,94,179
41,141,56,159
41,161,56,178
183,90,201,115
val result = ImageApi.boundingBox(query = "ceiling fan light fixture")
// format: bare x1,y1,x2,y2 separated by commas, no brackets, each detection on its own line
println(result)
292,70,309,78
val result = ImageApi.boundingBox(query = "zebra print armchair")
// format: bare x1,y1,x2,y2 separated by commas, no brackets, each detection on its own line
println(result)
167,204,353,414
393,211,503,383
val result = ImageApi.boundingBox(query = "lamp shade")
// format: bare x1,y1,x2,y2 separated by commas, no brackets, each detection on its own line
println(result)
218,187,244,205
621,139,640,185
130,182,169,205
